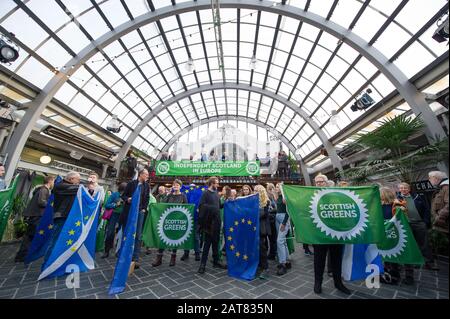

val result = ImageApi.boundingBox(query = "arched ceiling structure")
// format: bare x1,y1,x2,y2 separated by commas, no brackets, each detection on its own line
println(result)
0,0,448,182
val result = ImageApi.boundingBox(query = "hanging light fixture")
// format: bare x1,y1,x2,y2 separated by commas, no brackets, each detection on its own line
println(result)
329,109,340,126
39,154,52,164
249,55,258,70
185,57,195,72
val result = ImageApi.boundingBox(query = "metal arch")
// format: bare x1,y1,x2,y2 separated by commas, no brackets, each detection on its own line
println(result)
4,0,445,182
112,83,342,173
157,114,312,186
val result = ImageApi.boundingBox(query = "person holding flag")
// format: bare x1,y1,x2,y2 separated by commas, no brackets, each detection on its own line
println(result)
311,174,351,295
274,183,291,276
152,179,187,267
198,177,227,274
119,169,150,269
42,171,80,264
254,185,271,279
15,176,55,262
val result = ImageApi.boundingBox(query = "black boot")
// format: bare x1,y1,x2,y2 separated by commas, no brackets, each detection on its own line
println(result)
276,264,287,276
101,251,109,259
334,276,351,295
213,262,227,269
195,252,201,261
314,281,322,294
180,251,189,261
198,264,206,274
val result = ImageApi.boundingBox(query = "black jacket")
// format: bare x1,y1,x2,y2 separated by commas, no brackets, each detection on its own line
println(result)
397,192,431,227
119,180,150,226
198,189,222,235
259,200,271,236
23,185,51,217
53,181,79,219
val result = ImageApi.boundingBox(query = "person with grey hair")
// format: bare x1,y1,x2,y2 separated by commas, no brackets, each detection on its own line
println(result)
429,171,448,234
43,171,81,264
327,180,335,187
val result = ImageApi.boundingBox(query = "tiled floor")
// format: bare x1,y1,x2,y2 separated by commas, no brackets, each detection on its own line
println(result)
0,241,448,299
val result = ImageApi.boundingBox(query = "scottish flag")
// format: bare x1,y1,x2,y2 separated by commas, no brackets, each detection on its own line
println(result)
25,176,62,265
181,184,207,220
224,194,259,281
109,185,141,295
38,185,101,280
342,244,384,281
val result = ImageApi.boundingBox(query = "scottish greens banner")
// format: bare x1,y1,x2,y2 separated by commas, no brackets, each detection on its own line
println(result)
155,161,260,176
377,208,424,265
0,176,18,241
142,203,195,249
282,185,385,244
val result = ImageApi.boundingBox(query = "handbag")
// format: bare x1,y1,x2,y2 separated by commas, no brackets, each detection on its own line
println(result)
102,208,114,220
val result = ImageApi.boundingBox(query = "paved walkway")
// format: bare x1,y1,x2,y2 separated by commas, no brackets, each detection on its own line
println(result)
0,241,448,299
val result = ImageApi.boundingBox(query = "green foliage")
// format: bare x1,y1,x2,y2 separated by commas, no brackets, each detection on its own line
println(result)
10,194,28,239
339,114,449,184
287,155,298,173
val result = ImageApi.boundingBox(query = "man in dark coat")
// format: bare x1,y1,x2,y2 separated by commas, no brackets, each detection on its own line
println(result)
197,176,227,274
119,169,150,267
43,171,80,264
15,176,55,262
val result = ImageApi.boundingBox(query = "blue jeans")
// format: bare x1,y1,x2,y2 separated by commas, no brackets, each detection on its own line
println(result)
132,211,145,261
275,213,290,264
43,218,66,265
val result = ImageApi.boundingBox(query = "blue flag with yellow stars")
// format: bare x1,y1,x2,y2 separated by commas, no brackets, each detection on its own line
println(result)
109,184,141,295
25,176,63,265
38,185,101,280
224,194,259,281
181,184,207,220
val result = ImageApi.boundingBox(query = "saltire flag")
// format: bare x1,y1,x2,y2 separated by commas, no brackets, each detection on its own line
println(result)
25,176,63,264
281,185,385,244
224,194,259,281
109,185,141,295
0,175,19,241
376,208,425,265
142,203,195,249
38,185,101,280
342,244,384,281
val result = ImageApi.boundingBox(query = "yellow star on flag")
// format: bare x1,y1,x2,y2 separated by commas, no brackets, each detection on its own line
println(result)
196,186,199,189
39,230,45,235
229,227,234,232
75,221,81,227
243,255,248,260
234,221,239,226
84,215,89,220
66,239,73,246
190,187,194,191
48,224,54,230
71,247,77,252
227,236,232,241
235,252,240,257
230,244,235,250
185,190,189,193
201,188,205,191
123,237,127,241
133,233,136,238
68,230,75,236
247,220,252,225
241,218,245,223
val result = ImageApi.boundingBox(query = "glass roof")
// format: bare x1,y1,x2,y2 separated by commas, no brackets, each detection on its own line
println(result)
0,0,448,161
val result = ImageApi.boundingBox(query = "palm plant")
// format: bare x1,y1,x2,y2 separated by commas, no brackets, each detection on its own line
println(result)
338,114,448,184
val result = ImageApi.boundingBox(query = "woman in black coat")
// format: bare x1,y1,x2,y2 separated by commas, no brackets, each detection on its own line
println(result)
254,185,271,279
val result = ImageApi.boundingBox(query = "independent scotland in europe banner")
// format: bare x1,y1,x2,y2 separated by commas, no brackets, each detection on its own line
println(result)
142,203,195,250
282,185,385,244
155,161,260,176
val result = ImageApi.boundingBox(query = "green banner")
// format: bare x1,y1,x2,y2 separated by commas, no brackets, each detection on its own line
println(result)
377,208,425,265
0,176,18,241
142,203,195,250
155,161,260,176
282,185,385,244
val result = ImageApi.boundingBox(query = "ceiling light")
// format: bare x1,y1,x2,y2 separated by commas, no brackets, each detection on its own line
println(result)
0,37,19,64
39,154,52,164
185,57,195,72
249,55,258,70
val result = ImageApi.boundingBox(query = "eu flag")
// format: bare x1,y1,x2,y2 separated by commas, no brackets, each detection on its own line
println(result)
25,176,62,265
181,184,207,220
224,194,259,281
38,185,101,280
109,184,141,295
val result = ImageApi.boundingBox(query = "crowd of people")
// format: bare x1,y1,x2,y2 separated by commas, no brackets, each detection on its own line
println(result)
6,162,449,295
